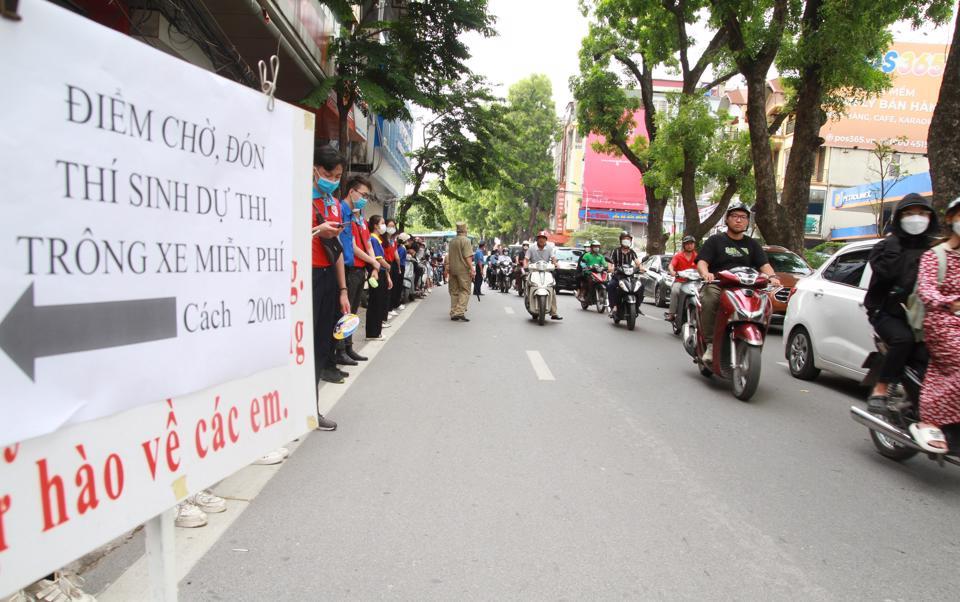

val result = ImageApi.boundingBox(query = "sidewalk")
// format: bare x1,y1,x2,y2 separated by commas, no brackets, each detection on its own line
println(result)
78,289,434,599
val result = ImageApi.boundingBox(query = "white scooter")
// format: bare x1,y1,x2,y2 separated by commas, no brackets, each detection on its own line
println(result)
524,260,556,326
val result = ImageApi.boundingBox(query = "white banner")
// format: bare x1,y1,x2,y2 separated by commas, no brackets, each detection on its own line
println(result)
0,2,318,595
0,0,300,446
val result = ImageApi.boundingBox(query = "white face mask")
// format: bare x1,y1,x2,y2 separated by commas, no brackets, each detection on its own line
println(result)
377,223,387,235
953,220,960,236
900,214,930,235
621,239,631,248
387,226,396,235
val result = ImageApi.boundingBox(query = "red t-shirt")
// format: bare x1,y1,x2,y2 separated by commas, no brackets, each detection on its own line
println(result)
312,193,343,268
670,251,698,279
352,216,371,268
383,238,397,263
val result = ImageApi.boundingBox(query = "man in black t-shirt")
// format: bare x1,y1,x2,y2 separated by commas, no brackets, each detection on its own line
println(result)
696,203,780,362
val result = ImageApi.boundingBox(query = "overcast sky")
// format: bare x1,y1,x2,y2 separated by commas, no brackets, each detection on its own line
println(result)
462,0,589,116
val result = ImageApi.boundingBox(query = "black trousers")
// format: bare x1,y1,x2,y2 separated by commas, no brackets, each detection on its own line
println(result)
473,268,484,294
366,268,388,337
336,266,366,351
390,260,403,309
312,266,338,384
870,311,914,384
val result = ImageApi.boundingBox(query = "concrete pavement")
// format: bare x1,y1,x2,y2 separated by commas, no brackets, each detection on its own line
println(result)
116,284,960,599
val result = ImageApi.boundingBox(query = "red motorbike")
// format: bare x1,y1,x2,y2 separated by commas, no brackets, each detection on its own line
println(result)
682,267,773,401
579,264,609,313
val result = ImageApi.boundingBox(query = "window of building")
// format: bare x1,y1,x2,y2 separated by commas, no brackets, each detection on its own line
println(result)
785,117,795,135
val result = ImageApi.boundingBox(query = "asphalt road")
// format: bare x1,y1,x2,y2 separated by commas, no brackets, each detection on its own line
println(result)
181,284,960,601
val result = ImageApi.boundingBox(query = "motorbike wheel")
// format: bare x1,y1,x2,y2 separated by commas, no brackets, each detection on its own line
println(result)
626,304,637,331
580,297,589,310
699,366,713,378
654,284,664,307
787,327,821,381
537,296,546,326
596,289,607,313
672,311,683,336
869,428,920,461
731,340,762,401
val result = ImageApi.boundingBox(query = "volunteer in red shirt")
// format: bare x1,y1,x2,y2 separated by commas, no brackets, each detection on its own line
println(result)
665,235,699,322
311,147,351,395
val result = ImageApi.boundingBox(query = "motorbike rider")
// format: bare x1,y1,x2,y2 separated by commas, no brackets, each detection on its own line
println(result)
665,235,698,322
577,240,607,300
863,193,939,416
696,203,781,363
487,247,501,288
606,231,644,317
523,231,563,320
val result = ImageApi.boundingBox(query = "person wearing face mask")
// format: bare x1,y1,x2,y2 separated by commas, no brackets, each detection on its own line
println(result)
911,197,960,453
334,174,378,366
606,231,643,318
366,215,393,340
310,148,352,426
863,193,939,415
385,219,404,314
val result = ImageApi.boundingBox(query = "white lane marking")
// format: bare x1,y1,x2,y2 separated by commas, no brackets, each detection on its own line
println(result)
505,306,515,315
777,361,789,368
526,350,556,381
642,314,660,321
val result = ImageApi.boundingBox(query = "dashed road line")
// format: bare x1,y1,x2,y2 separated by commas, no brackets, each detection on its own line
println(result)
525,350,555,381
504,306,515,315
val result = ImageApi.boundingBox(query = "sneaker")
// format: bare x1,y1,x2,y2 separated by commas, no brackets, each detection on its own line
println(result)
702,344,714,363
189,490,226,514
399,304,406,310
551,315,563,320
389,310,399,317
366,335,385,341
253,450,285,465
316,414,337,431
27,572,96,602
382,321,392,328
278,446,290,458
175,502,208,528
867,395,890,416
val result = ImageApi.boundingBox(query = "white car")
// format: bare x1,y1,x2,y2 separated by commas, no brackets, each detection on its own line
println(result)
783,239,879,382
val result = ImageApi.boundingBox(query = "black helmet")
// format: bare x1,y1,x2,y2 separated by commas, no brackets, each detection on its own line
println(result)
682,235,696,245
726,202,751,217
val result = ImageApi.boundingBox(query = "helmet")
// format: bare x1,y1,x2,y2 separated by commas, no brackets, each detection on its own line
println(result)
947,196,960,217
590,239,600,247
726,202,751,218
619,230,632,240
536,230,549,239
682,235,696,245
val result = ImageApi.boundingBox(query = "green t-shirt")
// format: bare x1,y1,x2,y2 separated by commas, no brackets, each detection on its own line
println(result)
579,252,607,269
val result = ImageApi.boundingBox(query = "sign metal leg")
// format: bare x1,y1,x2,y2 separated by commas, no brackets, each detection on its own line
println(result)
145,508,177,602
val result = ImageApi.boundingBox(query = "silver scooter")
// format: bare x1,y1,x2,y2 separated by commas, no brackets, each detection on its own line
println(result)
524,260,556,326
671,268,702,336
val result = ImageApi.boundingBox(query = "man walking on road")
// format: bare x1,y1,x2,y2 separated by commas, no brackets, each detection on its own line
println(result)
473,240,486,297
446,223,475,321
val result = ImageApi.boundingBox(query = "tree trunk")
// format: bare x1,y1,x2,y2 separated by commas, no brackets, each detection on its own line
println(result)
929,8,960,215
645,185,667,255
335,88,352,199
778,67,824,252
743,72,787,246
687,173,741,241
527,193,541,240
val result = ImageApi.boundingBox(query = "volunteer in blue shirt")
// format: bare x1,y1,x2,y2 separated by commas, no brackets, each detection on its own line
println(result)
473,241,486,296
334,174,377,366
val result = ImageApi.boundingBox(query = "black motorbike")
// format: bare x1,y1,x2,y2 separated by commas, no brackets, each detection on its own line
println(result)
611,265,643,331
850,334,960,465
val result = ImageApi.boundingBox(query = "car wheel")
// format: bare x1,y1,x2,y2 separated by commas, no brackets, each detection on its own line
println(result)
787,327,820,381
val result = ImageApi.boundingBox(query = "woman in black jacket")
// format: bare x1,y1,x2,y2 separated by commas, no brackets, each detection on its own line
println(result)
863,193,938,414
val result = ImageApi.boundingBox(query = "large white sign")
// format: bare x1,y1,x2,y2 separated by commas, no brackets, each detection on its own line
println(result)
0,1,318,595
0,0,300,446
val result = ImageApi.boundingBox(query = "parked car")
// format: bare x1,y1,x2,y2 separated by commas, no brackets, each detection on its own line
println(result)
763,245,814,325
639,254,673,307
783,239,878,382
554,247,584,292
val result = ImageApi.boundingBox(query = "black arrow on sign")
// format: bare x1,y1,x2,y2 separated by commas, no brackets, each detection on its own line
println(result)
0,284,178,381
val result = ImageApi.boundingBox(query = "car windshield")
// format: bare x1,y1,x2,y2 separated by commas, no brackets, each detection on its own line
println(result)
556,250,577,262
767,251,812,275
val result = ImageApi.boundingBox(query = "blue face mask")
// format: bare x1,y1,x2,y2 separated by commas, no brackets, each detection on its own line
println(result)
353,197,368,211
314,176,339,196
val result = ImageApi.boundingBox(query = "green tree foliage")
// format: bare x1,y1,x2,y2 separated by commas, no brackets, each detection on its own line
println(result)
398,76,506,229
710,0,952,251
572,0,740,254
303,1,494,163
570,224,625,250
